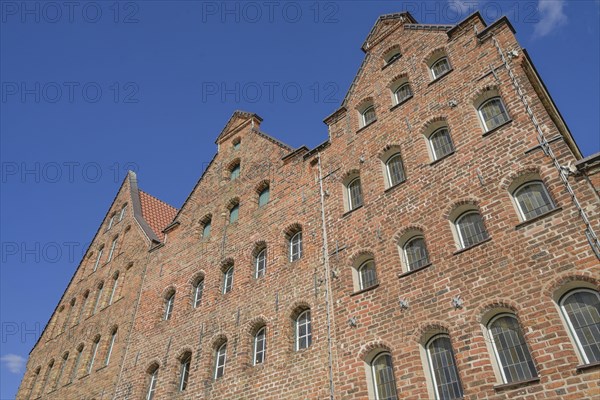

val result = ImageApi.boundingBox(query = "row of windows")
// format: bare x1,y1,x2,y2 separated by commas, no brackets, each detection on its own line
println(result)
52,272,121,338
27,328,118,399
147,310,312,399
345,170,555,235
368,288,599,399
150,288,598,400
199,185,271,231
105,204,127,231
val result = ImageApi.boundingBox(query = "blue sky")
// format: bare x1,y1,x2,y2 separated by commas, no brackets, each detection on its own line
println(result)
0,0,598,397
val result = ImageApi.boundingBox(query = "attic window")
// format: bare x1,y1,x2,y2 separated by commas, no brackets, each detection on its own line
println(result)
383,46,402,67
385,52,401,65
233,138,241,150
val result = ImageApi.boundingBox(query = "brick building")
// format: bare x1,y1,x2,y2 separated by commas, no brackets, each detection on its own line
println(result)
17,11,600,400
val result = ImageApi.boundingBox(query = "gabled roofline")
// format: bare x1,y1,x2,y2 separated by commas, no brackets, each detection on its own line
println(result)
28,171,156,354
215,110,263,144
361,12,417,51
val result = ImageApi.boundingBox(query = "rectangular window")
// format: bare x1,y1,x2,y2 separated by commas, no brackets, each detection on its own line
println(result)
223,268,234,294
194,280,204,308
202,222,211,238
105,331,117,366
229,205,239,223
87,340,100,374
108,277,119,305
69,348,82,383
258,188,270,207
93,286,103,314
147,370,158,400
179,356,191,391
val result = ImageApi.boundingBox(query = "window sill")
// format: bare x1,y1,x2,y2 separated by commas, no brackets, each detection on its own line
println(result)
428,69,453,86
356,119,377,134
350,283,379,297
398,263,432,278
79,373,90,380
384,179,407,194
381,56,401,70
482,119,513,137
493,377,540,391
389,95,413,112
429,151,455,166
342,204,364,218
453,237,492,255
515,207,562,230
96,365,107,372
576,361,600,372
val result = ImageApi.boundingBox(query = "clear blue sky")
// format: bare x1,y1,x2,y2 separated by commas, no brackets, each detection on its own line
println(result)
1,1,598,398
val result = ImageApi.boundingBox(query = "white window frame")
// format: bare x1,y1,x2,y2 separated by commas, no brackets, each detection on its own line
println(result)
428,127,454,161
385,153,405,188
107,214,115,231
105,330,117,366
393,83,412,105
223,267,234,294
87,338,100,374
255,248,267,279
108,273,119,305
69,348,82,383
295,310,312,351
455,211,487,249
93,248,103,272
430,56,451,80
93,284,104,314
118,204,127,221
289,231,303,262
346,177,363,211
370,352,398,400
107,236,118,263
214,343,227,379
164,293,175,320
179,354,191,391
253,327,267,365
361,105,376,127
513,181,554,221
146,368,158,400
425,335,463,400
358,260,377,290
478,97,509,132
193,279,204,308
559,289,600,365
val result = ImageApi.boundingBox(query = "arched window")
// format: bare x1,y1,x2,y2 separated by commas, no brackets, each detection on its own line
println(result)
255,248,267,279
93,282,104,314
254,327,267,365
358,260,377,290
193,279,204,308
77,291,89,323
146,365,159,400
55,352,69,389
384,49,401,65
430,56,451,80
93,247,103,272
385,153,405,187
118,204,127,221
107,235,118,262
214,343,227,379
69,345,84,383
296,309,312,350
108,272,119,305
230,163,240,180
370,352,398,400
559,289,600,364
164,292,175,320
105,328,117,366
200,215,212,239
513,181,554,221
62,298,75,331
289,231,303,262
426,335,463,400
179,353,191,391
87,336,100,374
478,97,510,132
258,186,270,207
40,360,54,396
403,236,429,270
223,266,234,294
346,177,364,211
28,367,41,398
393,83,413,105
107,213,116,231
361,105,376,127
487,314,537,383
229,203,239,223
428,127,454,161
455,211,488,249
233,138,241,150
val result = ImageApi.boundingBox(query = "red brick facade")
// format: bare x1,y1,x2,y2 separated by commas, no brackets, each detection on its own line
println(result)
17,11,599,400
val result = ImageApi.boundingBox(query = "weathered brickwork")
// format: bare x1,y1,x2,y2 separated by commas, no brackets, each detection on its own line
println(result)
17,11,599,400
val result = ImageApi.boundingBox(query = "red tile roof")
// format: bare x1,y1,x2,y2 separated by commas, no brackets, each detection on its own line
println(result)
139,190,178,239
